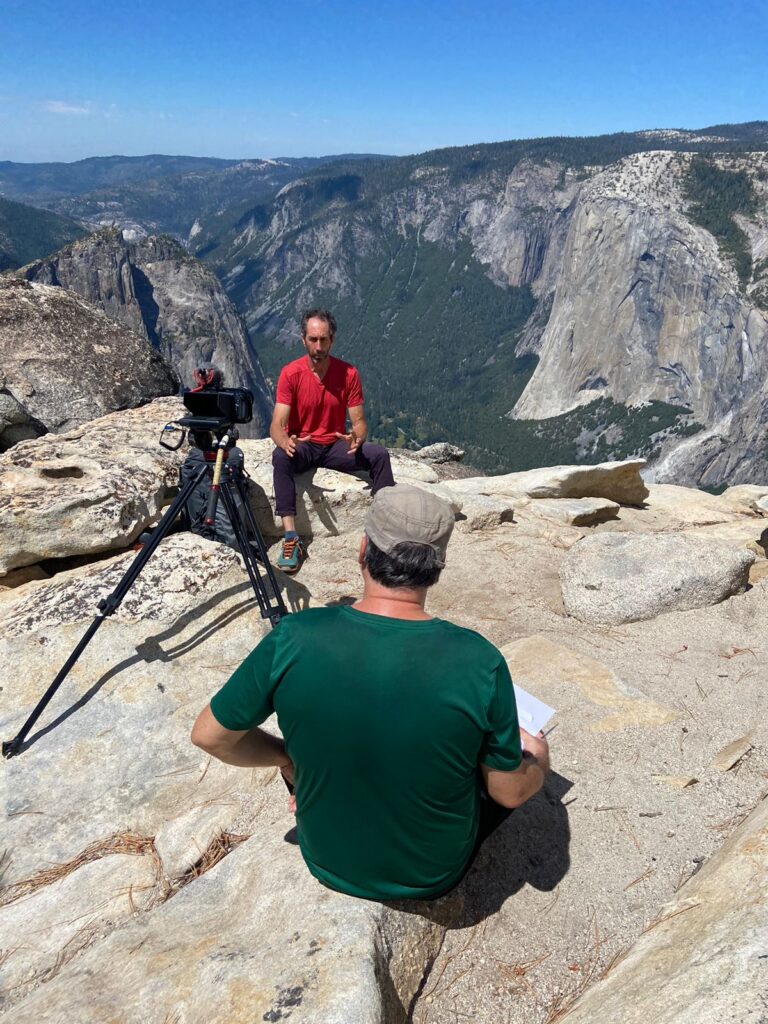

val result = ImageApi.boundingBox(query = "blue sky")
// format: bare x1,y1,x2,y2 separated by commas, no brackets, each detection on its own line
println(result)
1,0,766,162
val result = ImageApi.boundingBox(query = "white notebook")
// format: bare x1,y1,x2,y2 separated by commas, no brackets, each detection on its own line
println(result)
513,683,556,737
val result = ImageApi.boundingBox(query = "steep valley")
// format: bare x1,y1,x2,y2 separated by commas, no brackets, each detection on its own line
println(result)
184,128,767,485
4,125,768,485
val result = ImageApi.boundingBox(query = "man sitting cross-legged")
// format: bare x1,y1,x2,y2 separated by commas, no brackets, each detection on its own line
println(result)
191,484,550,901
269,307,395,574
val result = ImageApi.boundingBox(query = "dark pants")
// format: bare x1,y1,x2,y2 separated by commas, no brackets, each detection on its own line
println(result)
272,439,395,518
426,793,514,901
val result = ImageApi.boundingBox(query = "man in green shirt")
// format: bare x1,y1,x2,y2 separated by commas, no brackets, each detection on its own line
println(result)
191,484,550,900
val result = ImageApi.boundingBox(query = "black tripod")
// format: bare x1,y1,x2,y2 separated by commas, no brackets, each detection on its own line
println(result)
2,419,287,759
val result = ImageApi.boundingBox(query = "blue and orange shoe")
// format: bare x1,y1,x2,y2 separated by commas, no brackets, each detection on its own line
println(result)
276,535,307,575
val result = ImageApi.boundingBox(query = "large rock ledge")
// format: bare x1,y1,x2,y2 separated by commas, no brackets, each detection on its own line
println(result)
2,403,768,1023
4,822,447,1024
560,794,768,1024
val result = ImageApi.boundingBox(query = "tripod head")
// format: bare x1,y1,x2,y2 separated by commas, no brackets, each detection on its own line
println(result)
160,368,254,452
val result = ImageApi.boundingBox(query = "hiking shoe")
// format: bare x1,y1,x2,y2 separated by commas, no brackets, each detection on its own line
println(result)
276,536,306,574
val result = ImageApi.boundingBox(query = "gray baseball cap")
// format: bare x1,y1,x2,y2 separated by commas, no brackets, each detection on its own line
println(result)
365,484,455,566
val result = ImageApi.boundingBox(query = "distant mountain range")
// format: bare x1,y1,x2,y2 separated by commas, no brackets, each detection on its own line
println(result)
0,153,393,239
3,122,768,486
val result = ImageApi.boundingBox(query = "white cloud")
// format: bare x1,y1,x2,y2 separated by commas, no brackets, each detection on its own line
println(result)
42,100,92,116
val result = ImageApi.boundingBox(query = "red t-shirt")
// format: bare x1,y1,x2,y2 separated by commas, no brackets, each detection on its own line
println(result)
276,356,364,445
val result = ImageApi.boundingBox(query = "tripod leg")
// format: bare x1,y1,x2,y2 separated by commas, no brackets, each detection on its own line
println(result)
234,476,288,620
2,463,210,758
231,472,288,618
219,481,287,625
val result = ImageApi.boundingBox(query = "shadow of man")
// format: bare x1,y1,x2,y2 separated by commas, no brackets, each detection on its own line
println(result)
387,770,573,930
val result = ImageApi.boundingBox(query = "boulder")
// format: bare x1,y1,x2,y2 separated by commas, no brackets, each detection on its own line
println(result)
560,533,754,625
445,459,648,505
719,483,768,512
413,442,465,463
0,277,177,435
523,495,619,526
0,397,185,575
455,494,515,533
559,795,768,1024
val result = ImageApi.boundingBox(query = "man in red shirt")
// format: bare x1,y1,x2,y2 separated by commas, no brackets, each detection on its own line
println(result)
270,308,395,573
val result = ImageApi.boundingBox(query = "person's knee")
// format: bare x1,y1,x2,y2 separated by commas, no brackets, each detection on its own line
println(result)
272,447,292,470
362,442,389,466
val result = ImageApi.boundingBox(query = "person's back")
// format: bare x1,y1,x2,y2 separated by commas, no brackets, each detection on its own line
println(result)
192,483,550,900
211,605,521,899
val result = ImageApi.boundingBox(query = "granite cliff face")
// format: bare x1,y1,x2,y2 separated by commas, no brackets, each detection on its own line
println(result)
18,229,272,436
0,277,176,448
512,152,768,485
219,158,582,336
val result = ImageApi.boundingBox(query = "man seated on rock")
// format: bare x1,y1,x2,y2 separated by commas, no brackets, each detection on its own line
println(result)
269,308,395,574
191,484,550,901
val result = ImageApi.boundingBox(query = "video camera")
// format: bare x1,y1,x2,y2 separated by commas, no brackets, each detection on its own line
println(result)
161,367,254,449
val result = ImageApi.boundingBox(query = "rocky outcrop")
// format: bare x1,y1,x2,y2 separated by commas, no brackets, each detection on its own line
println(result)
0,530,446,1020
0,398,184,574
17,228,272,436
0,415,445,576
0,277,176,444
443,458,649,505
559,532,754,624
559,795,768,1024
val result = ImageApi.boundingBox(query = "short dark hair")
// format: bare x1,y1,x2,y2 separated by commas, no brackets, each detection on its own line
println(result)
301,308,337,338
363,536,444,590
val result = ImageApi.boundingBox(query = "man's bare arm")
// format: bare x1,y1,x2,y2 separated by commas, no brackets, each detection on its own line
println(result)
481,729,550,809
335,403,367,452
270,402,308,457
191,705,293,780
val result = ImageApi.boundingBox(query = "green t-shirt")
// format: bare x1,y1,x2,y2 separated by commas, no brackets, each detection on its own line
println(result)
210,606,521,900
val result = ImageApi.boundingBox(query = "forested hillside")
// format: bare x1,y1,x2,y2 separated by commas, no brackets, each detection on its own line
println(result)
0,198,86,271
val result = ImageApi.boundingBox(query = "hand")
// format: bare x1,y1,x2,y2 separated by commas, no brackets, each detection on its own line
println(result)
335,429,365,453
520,727,550,768
283,433,311,457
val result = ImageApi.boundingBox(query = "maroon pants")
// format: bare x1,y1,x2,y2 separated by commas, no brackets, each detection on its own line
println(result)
272,439,395,517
